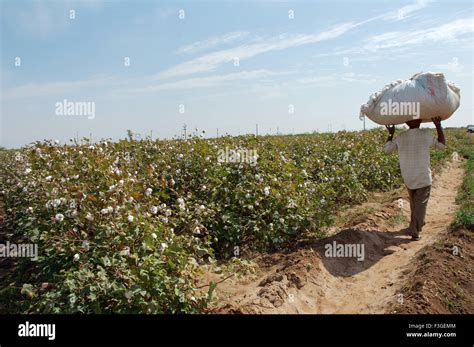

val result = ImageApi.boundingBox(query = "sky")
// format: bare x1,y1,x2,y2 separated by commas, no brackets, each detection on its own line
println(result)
1,0,473,148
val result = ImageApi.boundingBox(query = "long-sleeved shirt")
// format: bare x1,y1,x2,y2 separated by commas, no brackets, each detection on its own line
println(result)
384,128,446,189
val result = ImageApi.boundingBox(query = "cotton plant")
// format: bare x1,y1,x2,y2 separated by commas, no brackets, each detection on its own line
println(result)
1,128,454,314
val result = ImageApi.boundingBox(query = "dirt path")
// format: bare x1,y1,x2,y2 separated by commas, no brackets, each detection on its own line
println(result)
214,159,464,313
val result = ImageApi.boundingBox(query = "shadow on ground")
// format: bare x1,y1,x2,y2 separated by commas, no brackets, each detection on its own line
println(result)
308,228,413,277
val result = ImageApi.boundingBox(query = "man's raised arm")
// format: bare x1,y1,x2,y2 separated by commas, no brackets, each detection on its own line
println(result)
431,117,446,149
384,125,397,153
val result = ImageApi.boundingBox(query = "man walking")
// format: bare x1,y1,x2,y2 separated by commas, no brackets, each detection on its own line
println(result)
384,117,446,240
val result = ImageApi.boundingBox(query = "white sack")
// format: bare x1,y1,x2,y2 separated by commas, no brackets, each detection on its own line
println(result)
360,72,460,125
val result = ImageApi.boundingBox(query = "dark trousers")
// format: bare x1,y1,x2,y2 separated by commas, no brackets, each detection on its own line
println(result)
406,185,431,237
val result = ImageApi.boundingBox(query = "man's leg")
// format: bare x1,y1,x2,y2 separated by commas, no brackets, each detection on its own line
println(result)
406,187,416,236
410,186,431,238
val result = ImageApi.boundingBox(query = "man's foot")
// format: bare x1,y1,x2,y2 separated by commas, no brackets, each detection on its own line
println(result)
411,235,421,241
401,227,412,235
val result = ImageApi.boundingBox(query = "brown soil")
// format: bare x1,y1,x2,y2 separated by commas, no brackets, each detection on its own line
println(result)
387,227,474,314
207,159,468,314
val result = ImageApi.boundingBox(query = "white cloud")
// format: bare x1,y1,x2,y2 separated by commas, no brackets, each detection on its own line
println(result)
2,76,117,100
132,70,377,100
178,31,250,55
340,72,377,83
157,21,361,79
296,72,376,86
2,69,288,100
295,75,338,85
385,0,430,21
130,69,288,93
363,17,473,51
432,59,462,73
327,17,474,57
186,82,286,102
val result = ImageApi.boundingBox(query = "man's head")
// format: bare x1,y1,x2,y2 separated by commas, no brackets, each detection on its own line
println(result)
406,119,422,129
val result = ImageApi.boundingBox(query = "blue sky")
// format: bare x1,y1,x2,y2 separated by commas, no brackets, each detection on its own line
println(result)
1,0,473,148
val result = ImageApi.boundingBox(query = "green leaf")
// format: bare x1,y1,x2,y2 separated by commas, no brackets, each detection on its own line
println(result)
102,256,111,267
